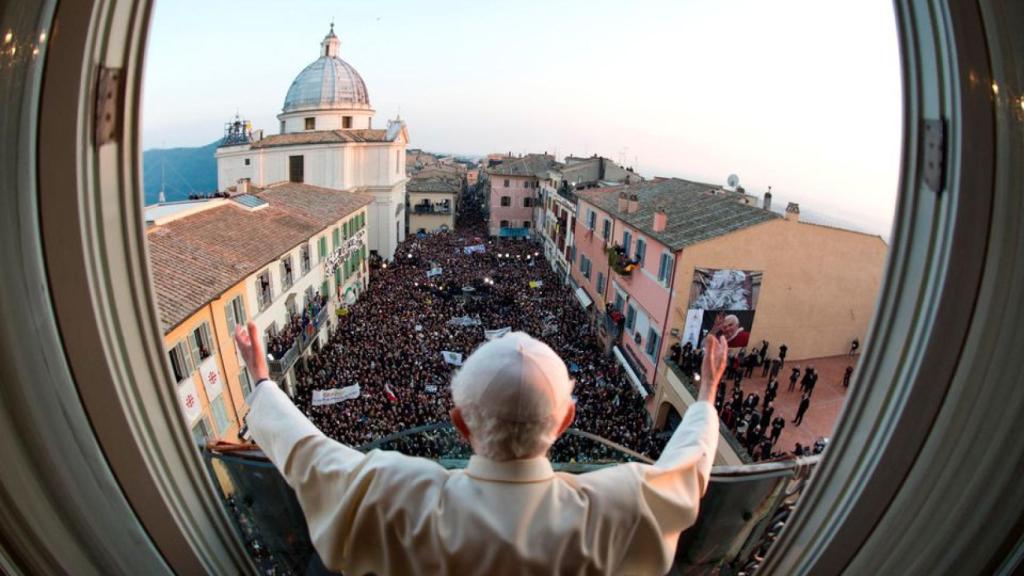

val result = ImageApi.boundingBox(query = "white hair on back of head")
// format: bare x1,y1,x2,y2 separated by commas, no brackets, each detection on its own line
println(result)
451,368,561,461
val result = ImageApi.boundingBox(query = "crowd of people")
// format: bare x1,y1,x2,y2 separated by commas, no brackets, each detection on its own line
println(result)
266,293,328,361
289,200,663,463
670,338,834,461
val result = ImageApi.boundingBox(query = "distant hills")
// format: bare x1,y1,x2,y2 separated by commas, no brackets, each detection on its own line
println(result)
142,140,219,205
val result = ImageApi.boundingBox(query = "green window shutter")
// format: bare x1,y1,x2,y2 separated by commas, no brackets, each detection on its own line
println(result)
321,280,329,298
334,267,341,287
332,228,339,249
343,222,349,239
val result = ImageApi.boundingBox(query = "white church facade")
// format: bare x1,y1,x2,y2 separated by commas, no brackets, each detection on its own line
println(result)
216,25,408,259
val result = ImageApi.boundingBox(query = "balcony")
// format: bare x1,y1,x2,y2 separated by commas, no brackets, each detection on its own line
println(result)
204,427,819,574
412,203,452,215
267,304,330,379
606,245,640,276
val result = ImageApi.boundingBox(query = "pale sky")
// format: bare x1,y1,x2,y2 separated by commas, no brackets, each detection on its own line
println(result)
143,0,902,236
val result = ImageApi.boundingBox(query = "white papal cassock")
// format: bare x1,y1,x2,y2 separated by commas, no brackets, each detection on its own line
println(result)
249,381,719,576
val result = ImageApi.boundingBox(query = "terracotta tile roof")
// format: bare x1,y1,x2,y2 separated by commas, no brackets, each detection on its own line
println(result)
255,183,374,228
147,184,372,332
250,129,392,149
578,178,780,251
486,153,559,177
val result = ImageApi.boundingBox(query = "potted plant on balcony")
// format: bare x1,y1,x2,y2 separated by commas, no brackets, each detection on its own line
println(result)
606,245,640,276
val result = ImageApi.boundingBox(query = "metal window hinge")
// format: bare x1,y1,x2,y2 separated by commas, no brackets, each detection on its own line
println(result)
922,118,945,194
94,67,123,146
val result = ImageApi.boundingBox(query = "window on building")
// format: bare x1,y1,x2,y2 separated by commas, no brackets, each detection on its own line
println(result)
304,285,315,309
211,395,230,435
657,252,674,285
224,295,246,335
342,116,352,129
500,220,509,229
304,117,315,130
318,236,327,260
503,179,510,187
581,255,592,280
168,341,193,383
321,280,330,301
623,230,632,257
239,367,254,399
244,158,250,166
343,221,349,239
395,150,400,174
300,244,311,275
189,322,214,364
645,327,660,359
587,210,596,230
256,270,272,310
288,155,304,183
626,303,637,331
523,197,532,208
635,238,646,267
596,272,606,294
280,256,294,290
501,196,511,207
191,417,213,447
602,219,611,241
614,292,625,313
332,227,340,249
279,120,285,133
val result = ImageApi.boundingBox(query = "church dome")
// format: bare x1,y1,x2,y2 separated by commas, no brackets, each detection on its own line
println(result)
282,26,370,113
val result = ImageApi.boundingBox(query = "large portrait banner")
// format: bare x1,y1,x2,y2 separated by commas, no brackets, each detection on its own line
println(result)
682,268,763,349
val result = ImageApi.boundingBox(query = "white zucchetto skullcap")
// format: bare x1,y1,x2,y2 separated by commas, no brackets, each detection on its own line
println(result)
451,332,573,422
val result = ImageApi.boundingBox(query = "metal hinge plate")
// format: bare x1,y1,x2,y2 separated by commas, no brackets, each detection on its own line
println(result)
922,119,945,194
95,67,122,146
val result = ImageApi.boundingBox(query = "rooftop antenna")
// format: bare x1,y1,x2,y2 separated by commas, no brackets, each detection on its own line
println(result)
727,173,740,190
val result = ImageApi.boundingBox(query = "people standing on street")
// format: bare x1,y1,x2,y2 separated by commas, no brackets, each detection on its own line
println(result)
789,366,800,392
843,365,854,388
794,393,811,426
778,344,788,366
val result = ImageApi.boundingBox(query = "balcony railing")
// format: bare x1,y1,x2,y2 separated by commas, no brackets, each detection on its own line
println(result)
204,429,820,574
267,305,330,379
412,204,452,215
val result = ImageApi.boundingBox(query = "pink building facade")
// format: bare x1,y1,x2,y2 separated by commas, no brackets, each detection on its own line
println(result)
488,174,538,236
572,197,675,390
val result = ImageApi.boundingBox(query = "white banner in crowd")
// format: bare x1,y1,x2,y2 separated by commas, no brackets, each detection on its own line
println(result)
425,385,438,393
484,327,512,341
426,267,443,278
200,357,223,400
441,351,464,366
447,315,482,327
311,385,361,406
177,378,203,424
463,244,486,255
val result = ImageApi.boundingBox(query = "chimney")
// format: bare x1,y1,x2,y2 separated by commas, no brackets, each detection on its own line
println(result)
763,191,773,211
627,193,639,214
652,206,667,232
237,178,250,194
617,191,628,212
785,202,800,222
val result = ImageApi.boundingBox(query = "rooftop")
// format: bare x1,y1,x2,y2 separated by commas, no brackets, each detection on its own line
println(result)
249,129,392,149
407,175,462,194
147,183,372,332
486,153,559,177
579,178,781,251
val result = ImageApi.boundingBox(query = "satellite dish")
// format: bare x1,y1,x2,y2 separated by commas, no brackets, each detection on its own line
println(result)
727,174,740,189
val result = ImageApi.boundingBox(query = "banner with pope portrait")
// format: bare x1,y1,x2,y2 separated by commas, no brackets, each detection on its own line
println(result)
681,268,763,349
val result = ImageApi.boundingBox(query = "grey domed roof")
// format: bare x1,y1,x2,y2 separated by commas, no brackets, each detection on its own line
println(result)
282,29,370,113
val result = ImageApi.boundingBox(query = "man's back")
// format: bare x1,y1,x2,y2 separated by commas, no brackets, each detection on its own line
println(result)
249,382,718,576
